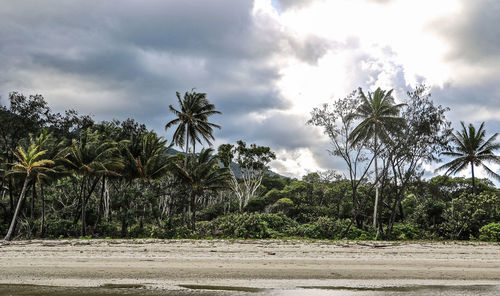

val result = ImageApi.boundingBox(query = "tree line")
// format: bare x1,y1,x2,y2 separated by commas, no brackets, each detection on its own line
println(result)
0,86,499,241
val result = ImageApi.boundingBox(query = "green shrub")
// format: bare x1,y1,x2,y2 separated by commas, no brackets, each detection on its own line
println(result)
390,223,421,240
271,198,294,214
44,219,79,238
194,221,213,238
165,225,192,239
314,216,336,239
148,225,167,239
294,223,320,238
479,222,500,242
94,222,120,238
207,213,297,239
245,196,267,212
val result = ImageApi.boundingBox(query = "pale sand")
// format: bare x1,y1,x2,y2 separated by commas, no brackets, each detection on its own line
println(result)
0,239,499,291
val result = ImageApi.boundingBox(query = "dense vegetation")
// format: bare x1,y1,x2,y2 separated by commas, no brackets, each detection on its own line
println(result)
0,87,499,241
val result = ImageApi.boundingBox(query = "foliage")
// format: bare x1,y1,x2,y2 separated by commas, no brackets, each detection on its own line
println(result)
438,121,500,192
218,141,276,211
479,223,500,242
390,223,421,240
165,90,221,157
0,89,499,242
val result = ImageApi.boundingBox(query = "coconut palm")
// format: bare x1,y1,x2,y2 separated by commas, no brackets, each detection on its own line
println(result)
29,130,65,236
165,90,221,166
121,131,172,182
437,122,500,193
349,87,405,227
171,148,230,230
3,144,54,241
117,132,173,235
62,128,124,235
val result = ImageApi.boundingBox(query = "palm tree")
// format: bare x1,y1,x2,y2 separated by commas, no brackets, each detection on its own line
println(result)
29,130,65,237
437,122,500,193
171,148,230,230
4,144,54,241
62,128,124,236
165,90,221,167
349,87,405,227
121,131,172,182
118,132,173,235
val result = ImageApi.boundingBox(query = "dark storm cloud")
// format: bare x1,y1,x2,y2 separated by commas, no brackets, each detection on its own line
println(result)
435,0,500,65
0,0,336,177
0,1,285,126
430,0,500,130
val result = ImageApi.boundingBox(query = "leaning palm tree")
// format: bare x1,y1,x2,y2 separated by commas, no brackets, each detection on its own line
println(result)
349,87,405,227
4,144,54,241
437,122,500,193
165,90,221,167
171,148,230,231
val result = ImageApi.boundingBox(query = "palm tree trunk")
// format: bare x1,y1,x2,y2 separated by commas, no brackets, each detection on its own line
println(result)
74,177,86,225
93,176,106,230
184,127,190,168
31,181,36,219
8,177,14,217
373,135,379,228
40,183,46,237
471,162,476,194
190,191,196,231
81,176,88,236
4,173,30,241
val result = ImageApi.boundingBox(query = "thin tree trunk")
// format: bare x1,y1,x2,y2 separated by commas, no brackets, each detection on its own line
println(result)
471,162,476,194
184,127,190,168
81,176,87,236
81,176,100,236
8,177,14,217
373,134,379,228
40,183,46,237
191,192,196,231
74,177,85,225
4,174,30,241
31,181,36,219
94,176,106,230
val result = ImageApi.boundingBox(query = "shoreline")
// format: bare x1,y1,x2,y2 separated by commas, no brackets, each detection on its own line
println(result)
1,239,499,291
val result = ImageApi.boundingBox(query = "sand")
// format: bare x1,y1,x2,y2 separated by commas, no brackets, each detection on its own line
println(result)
0,239,499,291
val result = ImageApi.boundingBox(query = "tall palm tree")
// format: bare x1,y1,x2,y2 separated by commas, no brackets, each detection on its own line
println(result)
349,87,405,227
4,144,54,241
437,122,500,193
171,148,230,230
62,128,124,236
121,132,172,182
165,90,221,167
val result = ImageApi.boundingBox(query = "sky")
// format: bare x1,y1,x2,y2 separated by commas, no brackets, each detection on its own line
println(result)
0,0,499,180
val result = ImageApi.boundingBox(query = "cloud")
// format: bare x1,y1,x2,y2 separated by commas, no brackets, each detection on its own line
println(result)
436,0,500,65
0,0,498,180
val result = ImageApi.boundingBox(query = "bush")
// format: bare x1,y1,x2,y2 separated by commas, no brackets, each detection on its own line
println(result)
390,223,421,240
206,213,297,239
479,222,500,242
94,222,120,238
165,225,192,239
44,219,79,238
245,196,267,213
271,198,294,214
294,223,320,238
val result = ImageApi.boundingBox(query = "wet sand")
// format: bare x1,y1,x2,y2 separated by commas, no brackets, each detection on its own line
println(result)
0,239,499,291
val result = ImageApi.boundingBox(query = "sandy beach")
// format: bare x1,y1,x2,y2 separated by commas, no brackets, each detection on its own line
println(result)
0,239,499,292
